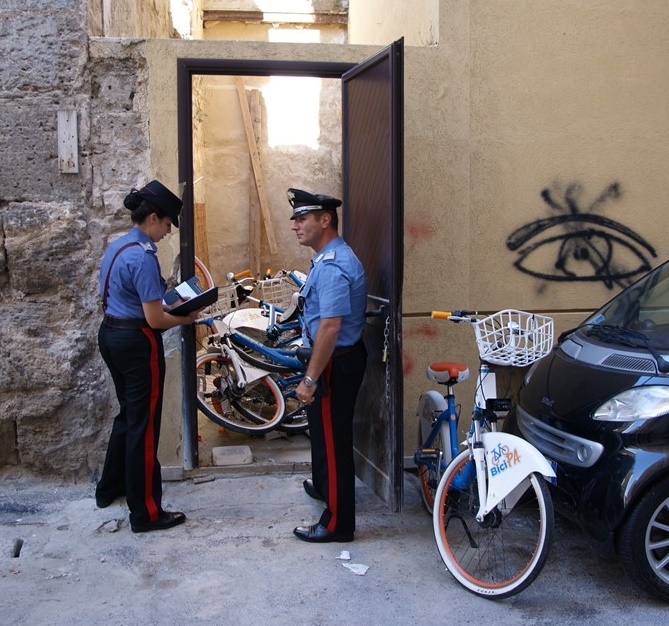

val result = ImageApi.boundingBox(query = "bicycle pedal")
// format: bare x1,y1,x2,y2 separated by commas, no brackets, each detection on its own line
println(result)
416,448,440,462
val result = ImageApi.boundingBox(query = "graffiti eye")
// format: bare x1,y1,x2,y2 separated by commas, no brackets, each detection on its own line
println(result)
507,215,656,288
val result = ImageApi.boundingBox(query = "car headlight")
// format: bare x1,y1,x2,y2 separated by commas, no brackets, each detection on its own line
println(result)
592,386,669,421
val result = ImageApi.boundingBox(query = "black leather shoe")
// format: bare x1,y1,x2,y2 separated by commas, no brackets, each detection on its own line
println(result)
95,492,123,509
131,511,186,533
303,479,325,502
293,523,353,543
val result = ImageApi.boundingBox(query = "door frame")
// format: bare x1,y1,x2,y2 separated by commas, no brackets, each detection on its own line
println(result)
176,56,403,509
176,58,355,472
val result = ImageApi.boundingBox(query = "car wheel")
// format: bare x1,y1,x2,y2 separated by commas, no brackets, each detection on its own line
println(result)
617,477,669,602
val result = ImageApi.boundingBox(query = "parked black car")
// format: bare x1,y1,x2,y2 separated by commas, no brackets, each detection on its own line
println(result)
508,259,669,602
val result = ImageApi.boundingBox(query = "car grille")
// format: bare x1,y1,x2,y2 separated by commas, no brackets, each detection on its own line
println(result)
600,353,656,373
516,406,604,468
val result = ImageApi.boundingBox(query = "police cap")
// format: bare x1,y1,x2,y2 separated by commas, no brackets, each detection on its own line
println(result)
125,180,183,228
287,188,342,220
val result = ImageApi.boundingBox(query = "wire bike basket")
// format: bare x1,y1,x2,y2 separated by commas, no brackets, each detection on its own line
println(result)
256,275,301,309
205,283,251,318
472,309,554,367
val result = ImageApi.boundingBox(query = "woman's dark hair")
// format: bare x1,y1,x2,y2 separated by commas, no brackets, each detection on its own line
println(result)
123,190,166,224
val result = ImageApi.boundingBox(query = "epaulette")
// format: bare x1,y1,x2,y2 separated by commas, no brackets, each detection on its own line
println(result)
140,242,156,253
322,250,336,261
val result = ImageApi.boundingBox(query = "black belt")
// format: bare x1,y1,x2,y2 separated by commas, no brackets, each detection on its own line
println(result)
332,339,364,358
103,315,149,329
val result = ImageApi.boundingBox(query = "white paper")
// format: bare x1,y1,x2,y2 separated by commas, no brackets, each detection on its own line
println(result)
341,562,369,575
175,281,200,299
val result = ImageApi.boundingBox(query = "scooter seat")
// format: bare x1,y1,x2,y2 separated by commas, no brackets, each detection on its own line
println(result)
427,361,469,384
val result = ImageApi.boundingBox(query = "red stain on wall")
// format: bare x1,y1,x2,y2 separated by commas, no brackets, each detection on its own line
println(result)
403,350,414,376
403,323,443,376
405,323,439,339
405,219,436,252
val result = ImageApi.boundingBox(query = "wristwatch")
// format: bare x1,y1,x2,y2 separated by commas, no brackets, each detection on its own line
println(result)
303,375,317,387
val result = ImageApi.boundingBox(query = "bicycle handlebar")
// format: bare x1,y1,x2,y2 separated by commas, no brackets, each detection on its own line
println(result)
431,310,452,319
431,309,477,322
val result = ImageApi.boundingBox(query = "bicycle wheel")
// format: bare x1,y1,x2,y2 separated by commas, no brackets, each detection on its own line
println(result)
195,352,285,435
432,449,553,599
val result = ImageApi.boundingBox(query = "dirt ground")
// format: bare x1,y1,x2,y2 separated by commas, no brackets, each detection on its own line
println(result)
0,466,667,626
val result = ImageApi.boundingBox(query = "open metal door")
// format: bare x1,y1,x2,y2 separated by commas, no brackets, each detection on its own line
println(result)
342,39,404,511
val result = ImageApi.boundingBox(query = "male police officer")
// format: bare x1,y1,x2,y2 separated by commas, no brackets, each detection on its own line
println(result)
288,188,367,543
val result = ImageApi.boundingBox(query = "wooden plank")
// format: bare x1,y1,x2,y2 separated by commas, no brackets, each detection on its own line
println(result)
194,202,210,271
248,89,261,278
204,10,348,25
57,108,79,174
235,76,278,255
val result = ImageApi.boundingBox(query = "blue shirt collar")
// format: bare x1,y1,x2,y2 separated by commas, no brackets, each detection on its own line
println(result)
128,226,157,252
312,236,344,262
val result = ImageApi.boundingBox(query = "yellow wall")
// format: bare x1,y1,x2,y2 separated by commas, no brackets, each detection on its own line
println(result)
348,0,439,47
143,0,669,463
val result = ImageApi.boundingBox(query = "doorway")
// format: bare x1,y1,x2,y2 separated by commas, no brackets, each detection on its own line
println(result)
176,41,403,509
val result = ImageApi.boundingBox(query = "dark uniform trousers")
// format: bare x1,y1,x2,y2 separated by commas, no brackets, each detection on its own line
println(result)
308,341,367,535
96,322,165,525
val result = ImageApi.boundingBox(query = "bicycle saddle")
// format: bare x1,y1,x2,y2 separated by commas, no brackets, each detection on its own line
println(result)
296,346,312,365
427,361,469,384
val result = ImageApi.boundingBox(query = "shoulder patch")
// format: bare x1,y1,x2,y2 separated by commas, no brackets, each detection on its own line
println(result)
322,250,336,261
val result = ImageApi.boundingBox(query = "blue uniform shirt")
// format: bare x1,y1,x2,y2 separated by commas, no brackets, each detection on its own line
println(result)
301,236,367,347
100,227,165,318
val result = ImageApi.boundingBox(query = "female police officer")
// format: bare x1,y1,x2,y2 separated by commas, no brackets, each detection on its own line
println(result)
95,180,200,533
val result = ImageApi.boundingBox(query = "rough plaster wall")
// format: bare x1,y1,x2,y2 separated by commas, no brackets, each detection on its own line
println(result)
199,75,343,284
402,0,669,457
348,0,438,47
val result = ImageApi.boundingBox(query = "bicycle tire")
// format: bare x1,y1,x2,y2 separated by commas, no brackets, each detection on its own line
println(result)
195,352,285,435
432,449,554,599
194,256,215,290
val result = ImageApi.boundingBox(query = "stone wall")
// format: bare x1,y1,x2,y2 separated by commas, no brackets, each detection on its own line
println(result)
0,0,169,479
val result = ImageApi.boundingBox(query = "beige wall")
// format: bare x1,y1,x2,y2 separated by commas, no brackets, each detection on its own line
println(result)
195,74,343,285
403,0,669,457
143,0,669,463
348,0,439,47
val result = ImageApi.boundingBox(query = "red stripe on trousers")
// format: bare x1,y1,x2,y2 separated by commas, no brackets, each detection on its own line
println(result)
321,362,338,532
142,327,161,521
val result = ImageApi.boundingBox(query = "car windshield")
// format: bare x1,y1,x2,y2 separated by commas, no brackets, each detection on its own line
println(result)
580,260,669,351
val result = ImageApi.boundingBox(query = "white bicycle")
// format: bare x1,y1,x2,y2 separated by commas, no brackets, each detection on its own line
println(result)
421,309,556,598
